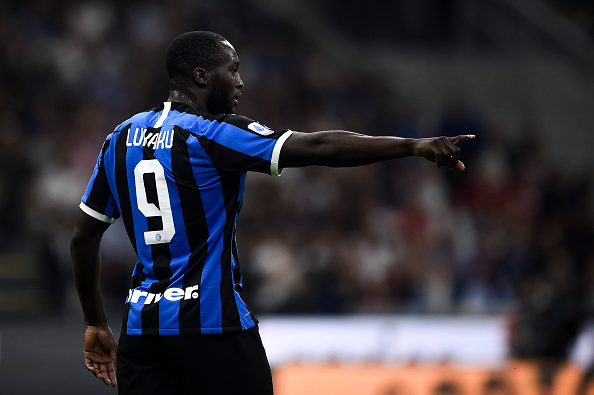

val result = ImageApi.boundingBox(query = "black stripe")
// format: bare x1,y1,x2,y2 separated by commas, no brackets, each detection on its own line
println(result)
231,226,242,295
196,135,271,174
121,260,144,335
139,139,173,333
217,170,242,331
140,243,172,333
174,130,209,333
130,261,145,289
113,129,136,334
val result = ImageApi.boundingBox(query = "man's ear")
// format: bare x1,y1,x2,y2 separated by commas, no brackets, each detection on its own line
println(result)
193,67,210,86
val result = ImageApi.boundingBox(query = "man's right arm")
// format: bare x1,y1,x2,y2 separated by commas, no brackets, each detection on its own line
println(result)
278,130,474,170
70,209,118,387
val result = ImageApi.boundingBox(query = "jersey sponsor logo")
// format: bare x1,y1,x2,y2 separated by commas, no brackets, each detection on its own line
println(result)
126,285,199,305
247,122,274,136
126,127,174,149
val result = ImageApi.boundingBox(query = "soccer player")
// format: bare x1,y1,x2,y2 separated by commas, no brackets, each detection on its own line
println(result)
70,31,474,394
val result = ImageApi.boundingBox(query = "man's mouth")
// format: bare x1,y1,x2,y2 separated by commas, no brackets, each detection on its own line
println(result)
233,94,241,106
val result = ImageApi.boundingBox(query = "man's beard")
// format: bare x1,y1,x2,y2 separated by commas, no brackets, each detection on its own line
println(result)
206,77,234,115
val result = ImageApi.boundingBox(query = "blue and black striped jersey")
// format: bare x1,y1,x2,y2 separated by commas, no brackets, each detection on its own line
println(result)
80,101,293,335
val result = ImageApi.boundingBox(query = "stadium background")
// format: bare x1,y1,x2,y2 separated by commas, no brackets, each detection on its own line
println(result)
1,0,594,393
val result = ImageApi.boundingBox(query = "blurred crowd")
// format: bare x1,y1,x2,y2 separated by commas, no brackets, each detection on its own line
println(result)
1,0,593,363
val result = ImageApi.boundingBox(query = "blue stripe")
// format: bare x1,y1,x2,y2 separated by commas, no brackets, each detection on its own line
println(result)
186,136,224,332
103,195,119,218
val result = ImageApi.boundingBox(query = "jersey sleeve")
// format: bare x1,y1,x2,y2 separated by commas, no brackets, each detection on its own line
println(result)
80,135,120,224
194,114,293,176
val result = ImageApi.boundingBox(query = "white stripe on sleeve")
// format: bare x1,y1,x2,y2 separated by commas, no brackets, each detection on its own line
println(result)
271,130,294,177
79,202,118,224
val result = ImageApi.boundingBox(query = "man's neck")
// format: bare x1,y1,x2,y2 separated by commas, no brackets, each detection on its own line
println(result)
168,90,201,110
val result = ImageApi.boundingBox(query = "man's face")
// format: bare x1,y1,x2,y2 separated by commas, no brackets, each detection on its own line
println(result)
206,40,243,115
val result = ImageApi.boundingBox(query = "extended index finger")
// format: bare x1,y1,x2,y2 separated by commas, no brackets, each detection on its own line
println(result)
449,134,475,145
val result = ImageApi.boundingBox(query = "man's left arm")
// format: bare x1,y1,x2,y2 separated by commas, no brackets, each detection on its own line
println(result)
278,130,474,170
70,209,117,387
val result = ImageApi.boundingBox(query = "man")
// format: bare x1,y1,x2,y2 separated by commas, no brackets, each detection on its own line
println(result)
70,31,474,394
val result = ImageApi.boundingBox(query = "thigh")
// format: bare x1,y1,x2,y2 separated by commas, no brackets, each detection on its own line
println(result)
117,335,188,395
166,326,274,395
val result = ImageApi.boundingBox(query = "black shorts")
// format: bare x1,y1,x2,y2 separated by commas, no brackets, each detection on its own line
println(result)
116,325,274,395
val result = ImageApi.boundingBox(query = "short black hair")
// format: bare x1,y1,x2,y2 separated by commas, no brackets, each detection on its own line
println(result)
165,31,228,92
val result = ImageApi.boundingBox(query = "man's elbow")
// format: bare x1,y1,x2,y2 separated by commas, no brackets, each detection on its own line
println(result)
70,226,102,256
70,211,111,253
70,230,88,256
